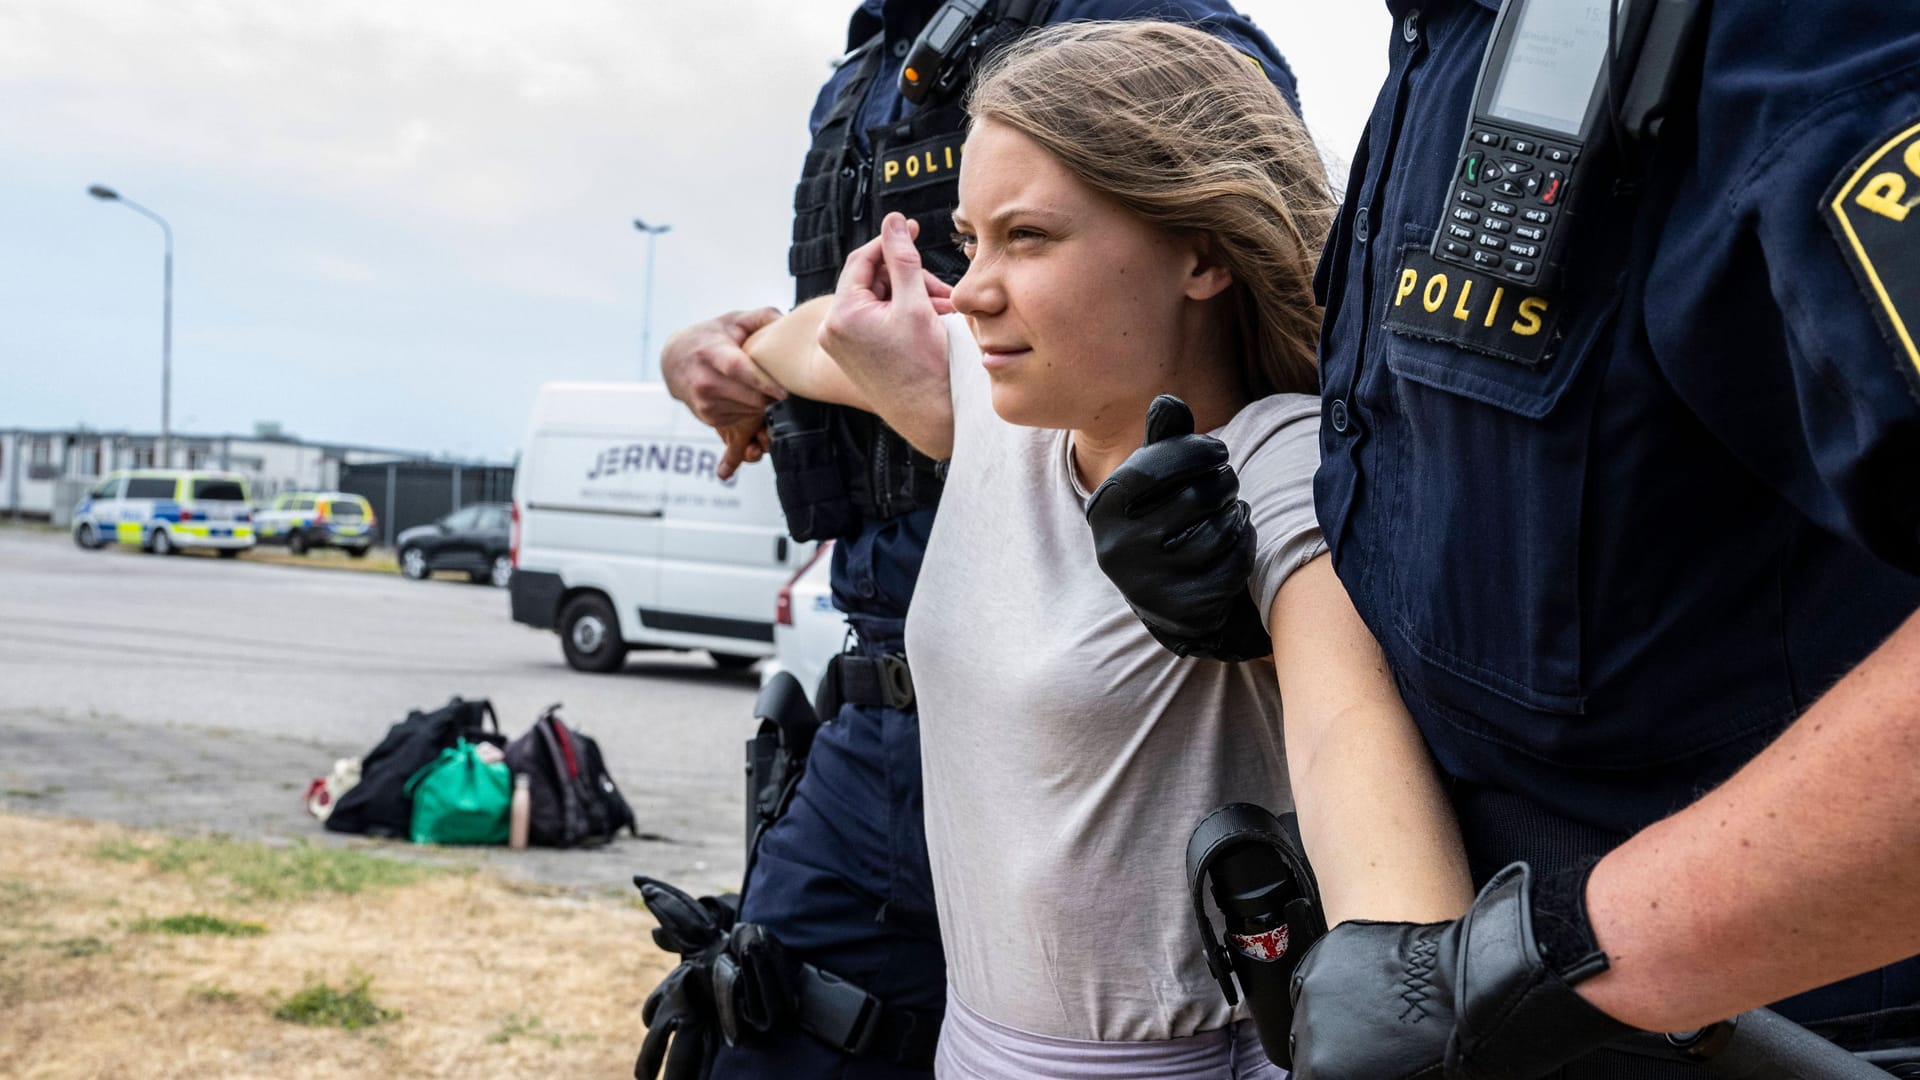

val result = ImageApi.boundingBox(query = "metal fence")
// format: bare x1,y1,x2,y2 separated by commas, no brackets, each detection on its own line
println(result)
339,462,515,546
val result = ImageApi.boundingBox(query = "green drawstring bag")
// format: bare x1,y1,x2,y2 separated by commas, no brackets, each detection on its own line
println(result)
404,739,512,845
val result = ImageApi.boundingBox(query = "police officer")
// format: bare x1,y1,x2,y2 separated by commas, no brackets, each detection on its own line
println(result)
654,3,1297,1077
1091,1,1920,1075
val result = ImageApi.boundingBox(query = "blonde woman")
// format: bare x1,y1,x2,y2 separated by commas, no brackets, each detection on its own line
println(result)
730,22,1470,1078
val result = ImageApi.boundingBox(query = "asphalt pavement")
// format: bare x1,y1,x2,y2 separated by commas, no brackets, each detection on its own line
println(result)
0,526,757,895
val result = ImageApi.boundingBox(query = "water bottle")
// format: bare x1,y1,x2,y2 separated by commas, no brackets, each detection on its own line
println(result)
509,774,531,850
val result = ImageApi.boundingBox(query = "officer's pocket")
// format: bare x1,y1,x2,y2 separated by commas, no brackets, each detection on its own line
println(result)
1377,228,1620,731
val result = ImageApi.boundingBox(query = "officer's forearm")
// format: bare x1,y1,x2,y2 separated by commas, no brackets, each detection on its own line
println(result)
1578,608,1920,1031
1269,556,1474,925
742,297,876,412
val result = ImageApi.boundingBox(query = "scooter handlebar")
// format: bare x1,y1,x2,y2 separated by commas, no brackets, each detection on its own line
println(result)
1682,1007,1902,1079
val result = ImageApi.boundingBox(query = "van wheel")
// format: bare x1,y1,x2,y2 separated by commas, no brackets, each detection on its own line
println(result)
288,530,310,555
150,529,176,556
710,653,757,671
74,523,98,549
560,596,628,673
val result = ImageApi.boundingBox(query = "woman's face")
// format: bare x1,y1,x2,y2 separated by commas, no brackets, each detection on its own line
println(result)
950,118,1226,433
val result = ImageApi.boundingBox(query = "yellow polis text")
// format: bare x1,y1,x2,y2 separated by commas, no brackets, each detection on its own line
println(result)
882,143,963,186
1395,267,1549,337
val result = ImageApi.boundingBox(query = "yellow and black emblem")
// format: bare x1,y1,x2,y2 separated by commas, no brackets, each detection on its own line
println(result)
1824,115,1920,392
877,134,965,195
1384,245,1559,366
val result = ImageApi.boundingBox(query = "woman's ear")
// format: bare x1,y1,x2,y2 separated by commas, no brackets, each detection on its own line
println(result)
1183,236,1235,302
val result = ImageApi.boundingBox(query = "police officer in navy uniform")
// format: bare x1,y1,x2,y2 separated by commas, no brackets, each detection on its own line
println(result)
653,3,1296,1076
1090,1,1920,1076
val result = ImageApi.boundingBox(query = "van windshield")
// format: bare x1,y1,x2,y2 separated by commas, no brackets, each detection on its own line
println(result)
192,479,246,502
125,477,176,500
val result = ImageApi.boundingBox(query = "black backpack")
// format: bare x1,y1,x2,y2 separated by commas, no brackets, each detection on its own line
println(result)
505,704,637,848
326,697,505,839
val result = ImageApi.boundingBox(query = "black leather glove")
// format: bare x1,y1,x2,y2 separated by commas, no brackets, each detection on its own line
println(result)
638,961,721,1080
1288,863,1635,1080
633,877,738,1080
1086,395,1273,662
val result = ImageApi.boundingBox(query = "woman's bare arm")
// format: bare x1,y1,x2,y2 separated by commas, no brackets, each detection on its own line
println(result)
1269,555,1474,926
742,296,874,411
737,219,959,461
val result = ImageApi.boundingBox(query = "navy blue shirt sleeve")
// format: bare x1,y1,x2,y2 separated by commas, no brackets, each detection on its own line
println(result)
1645,6,1920,571
1050,0,1297,113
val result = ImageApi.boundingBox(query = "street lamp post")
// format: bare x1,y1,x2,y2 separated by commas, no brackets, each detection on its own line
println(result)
89,185,174,468
633,217,671,381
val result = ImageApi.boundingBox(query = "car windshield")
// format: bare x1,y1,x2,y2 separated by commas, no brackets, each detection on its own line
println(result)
442,507,482,530
192,479,246,502
327,500,364,520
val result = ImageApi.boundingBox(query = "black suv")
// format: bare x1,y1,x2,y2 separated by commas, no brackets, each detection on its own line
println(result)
395,503,512,586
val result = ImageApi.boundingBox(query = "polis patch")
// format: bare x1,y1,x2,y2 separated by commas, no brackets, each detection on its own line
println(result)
1823,115,1920,395
1383,244,1561,366
876,133,964,195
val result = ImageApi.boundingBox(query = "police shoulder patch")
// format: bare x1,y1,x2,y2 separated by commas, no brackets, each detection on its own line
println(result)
1383,244,1561,366
1823,113,1920,394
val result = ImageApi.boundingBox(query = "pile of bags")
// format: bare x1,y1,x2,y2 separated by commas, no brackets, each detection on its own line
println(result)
309,697,636,848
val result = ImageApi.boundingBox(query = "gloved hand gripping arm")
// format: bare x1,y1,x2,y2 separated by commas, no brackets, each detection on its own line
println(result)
1288,861,1633,1080
1086,395,1273,663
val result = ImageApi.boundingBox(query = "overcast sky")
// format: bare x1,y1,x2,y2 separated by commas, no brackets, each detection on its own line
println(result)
2,1,1389,462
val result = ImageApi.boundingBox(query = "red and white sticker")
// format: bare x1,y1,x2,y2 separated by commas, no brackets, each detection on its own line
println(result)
1228,924,1290,963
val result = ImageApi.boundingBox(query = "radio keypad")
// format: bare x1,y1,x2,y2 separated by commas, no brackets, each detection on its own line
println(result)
1435,127,1579,285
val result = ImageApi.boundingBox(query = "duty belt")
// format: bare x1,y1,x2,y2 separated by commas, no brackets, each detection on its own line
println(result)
828,652,915,710
794,963,938,1068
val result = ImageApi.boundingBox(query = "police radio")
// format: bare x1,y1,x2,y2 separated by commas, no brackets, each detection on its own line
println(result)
1433,0,1707,290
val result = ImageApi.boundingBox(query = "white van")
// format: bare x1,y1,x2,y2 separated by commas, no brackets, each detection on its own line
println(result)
71,469,256,556
509,382,815,673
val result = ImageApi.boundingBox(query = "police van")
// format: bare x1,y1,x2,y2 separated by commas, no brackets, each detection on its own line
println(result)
71,468,256,557
509,382,815,673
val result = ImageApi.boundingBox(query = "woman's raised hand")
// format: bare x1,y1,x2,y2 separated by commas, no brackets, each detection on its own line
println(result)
808,212,960,460
820,213,956,392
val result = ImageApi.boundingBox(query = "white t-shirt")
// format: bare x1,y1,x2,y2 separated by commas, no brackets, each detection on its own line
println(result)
906,314,1326,1042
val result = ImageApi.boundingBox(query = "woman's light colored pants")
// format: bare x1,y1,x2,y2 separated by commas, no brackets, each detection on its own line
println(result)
935,989,1288,1080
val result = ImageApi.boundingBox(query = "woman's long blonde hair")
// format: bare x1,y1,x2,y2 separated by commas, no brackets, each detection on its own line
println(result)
968,20,1333,398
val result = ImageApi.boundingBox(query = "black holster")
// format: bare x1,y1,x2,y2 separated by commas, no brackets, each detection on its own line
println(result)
744,671,821,885
1188,803,1326,1070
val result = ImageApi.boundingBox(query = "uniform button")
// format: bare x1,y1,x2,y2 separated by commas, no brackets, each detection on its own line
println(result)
892,39,910,58
857,579,876,599
1355,207,1370,243
1403,9,1421,43
1330,399,1350,434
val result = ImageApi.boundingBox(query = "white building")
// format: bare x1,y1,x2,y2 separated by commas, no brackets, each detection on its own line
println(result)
0,427,432,523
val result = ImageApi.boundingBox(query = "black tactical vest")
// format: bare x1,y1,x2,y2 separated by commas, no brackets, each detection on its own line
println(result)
770,1,1050,542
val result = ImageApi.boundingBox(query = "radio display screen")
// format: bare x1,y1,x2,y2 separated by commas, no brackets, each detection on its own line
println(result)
1486,1,1618,135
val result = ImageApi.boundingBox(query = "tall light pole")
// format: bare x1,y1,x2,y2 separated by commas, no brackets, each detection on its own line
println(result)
633,217,671,381
89,185,174,467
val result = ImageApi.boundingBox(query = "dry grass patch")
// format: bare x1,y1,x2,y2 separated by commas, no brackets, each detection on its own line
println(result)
0,813,675,1078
